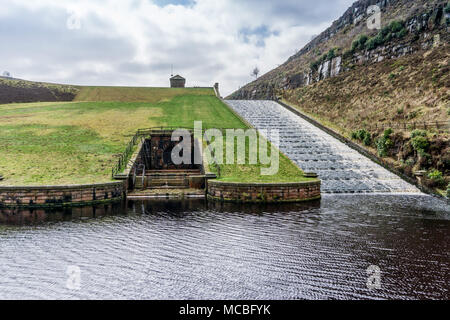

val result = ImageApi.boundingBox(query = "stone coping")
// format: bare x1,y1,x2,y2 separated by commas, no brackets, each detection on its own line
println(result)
0,181,123,191
208,180,320,187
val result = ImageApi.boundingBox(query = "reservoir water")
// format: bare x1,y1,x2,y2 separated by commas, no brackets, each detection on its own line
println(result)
0,195,448,300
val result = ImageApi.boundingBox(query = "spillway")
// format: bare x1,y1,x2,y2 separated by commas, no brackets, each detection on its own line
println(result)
225,100,420,194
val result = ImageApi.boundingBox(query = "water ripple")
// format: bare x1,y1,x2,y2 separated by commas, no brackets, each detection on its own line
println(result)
0,195,448,299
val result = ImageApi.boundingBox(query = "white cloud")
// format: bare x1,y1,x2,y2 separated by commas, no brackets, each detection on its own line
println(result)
0,0,355,96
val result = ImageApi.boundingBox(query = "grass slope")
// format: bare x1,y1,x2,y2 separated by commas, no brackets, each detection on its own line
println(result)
74,86,213,103
0,87,306,185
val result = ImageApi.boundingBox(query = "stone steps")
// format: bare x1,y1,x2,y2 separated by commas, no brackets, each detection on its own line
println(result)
148,178,188,188
127,188,205,199
134,169,204,190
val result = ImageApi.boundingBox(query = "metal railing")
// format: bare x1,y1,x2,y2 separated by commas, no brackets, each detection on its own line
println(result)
203,132,221,178
368,120,449,131
136,126,239,135
111,132,145,177
111,127,235,178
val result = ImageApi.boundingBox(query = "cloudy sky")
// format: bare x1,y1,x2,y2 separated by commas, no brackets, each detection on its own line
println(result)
0,0,355,96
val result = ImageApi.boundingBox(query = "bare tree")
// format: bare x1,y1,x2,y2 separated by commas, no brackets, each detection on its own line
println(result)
251,67,260,79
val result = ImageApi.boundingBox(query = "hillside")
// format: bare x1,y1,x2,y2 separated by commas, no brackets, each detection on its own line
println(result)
228,0,449,194
0,78,79,104
229,0,448,100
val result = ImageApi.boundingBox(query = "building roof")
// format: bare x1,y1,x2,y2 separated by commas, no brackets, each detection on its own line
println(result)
170,74,185,80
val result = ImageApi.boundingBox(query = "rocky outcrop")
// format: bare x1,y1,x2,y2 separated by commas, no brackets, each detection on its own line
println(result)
228,0,448,100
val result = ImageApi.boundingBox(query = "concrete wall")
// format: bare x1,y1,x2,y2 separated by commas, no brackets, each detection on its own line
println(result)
207,180,321,203
0,181,125,208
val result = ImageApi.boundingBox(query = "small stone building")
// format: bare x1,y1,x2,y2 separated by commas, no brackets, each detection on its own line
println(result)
170,75,186,88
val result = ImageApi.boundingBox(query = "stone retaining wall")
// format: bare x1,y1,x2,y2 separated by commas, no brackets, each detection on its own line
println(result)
207,180,321,203
0,181,125,208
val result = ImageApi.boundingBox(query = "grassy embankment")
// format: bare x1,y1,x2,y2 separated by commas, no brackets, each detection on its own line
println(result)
0,86,308,185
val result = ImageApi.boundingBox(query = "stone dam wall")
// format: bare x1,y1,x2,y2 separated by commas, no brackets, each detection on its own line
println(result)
207,180,321,203
0,182,125,208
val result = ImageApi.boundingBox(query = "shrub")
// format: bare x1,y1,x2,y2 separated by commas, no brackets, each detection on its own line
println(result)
356,129,366,140
397,107,404,115
310,60,320,70
411,135,429,154
411,129,427,138
352,35,368,52
351,40,359,52
366,38,376,50
427,170,446,188
389,20,404,33
384,32,393,42
310,48,339,70
447,184,450,198
445,2,450,14
407,111,418,119
380,25,390,37
376,128,393,157
352,129,372,146
397,27,408,38
327,48,336,60
405,158,415,166
363,133,372,146
374,33,385,46
358,35,368,46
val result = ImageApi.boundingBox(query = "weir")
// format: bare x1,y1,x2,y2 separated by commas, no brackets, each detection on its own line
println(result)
225,100,421,194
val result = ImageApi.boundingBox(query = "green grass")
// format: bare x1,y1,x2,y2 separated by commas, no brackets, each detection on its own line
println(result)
0,87,308,185
207,143,309,183
74,86,214,103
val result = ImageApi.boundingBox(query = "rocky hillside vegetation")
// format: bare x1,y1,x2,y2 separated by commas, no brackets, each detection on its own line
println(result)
229,0,449,195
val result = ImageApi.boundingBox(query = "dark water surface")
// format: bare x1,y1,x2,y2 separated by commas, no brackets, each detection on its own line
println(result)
0,194,449,300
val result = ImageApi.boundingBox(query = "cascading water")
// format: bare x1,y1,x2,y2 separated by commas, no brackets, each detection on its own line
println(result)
225,100,421,194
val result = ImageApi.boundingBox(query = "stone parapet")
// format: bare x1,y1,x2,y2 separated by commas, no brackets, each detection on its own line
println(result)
207,180,321,203
0,181,125,208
